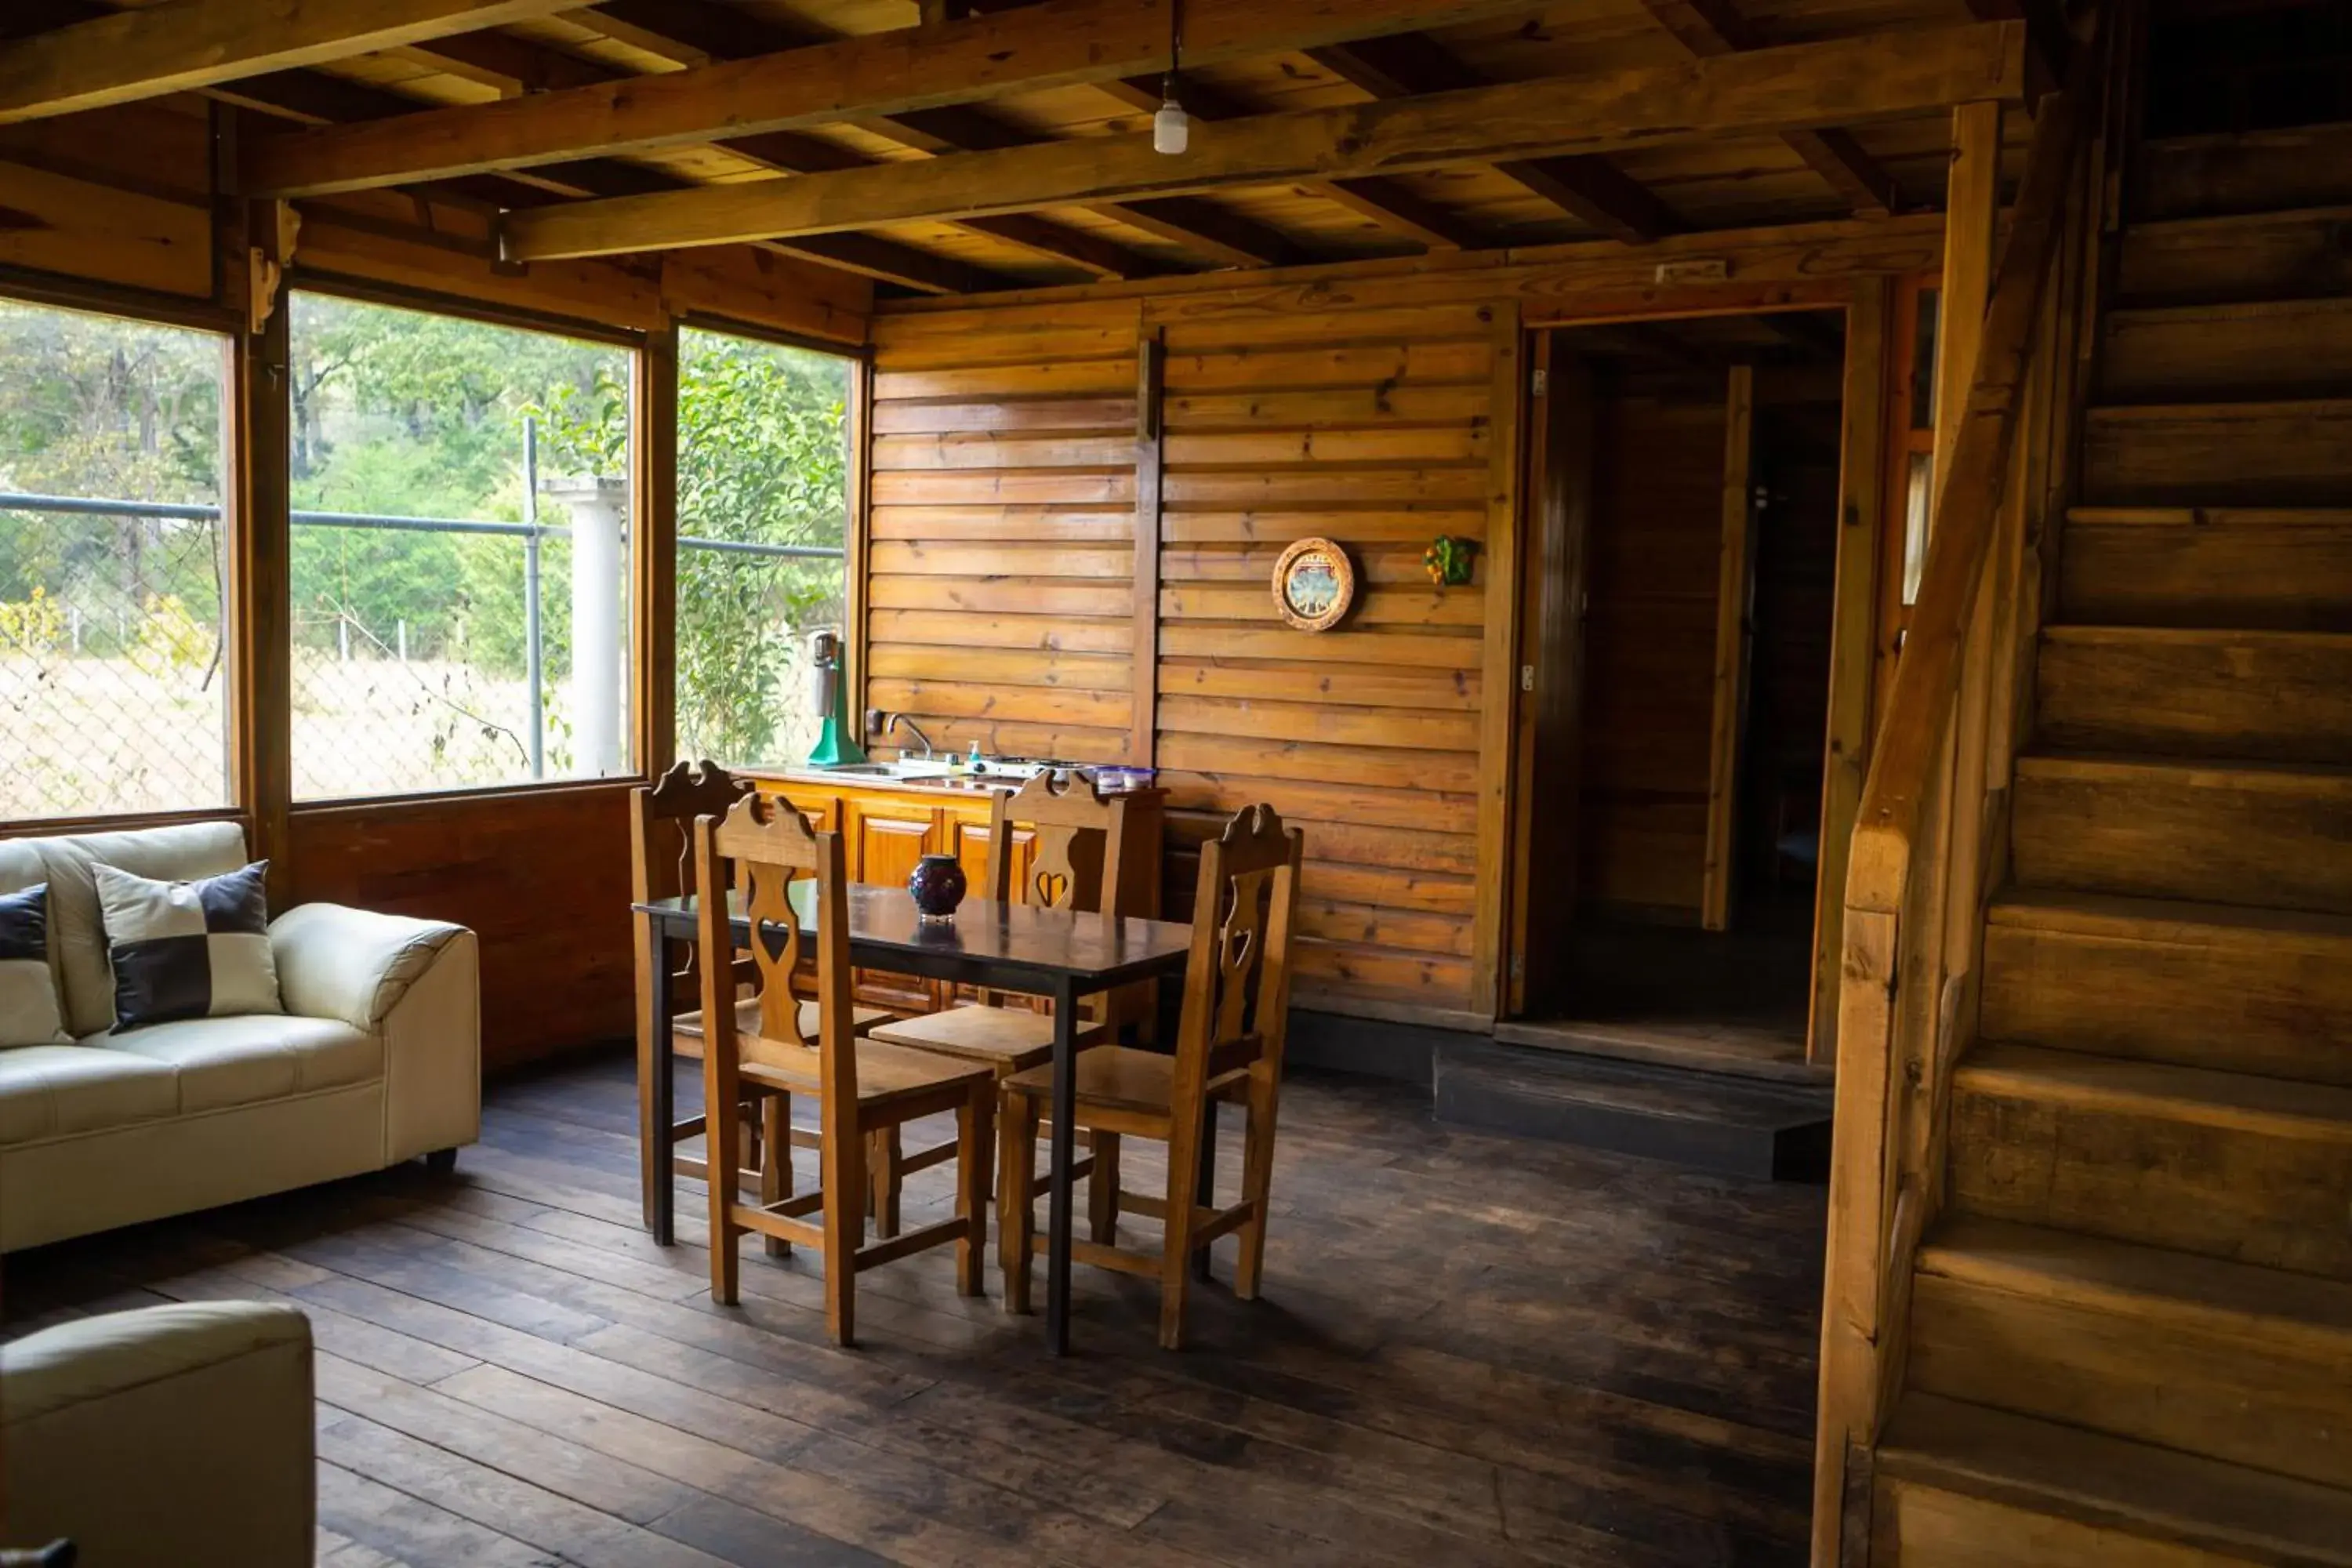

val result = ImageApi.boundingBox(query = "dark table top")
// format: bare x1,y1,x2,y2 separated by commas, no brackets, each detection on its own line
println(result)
636,883,1194,991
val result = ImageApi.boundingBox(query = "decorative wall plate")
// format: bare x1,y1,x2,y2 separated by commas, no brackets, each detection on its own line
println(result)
1272,536,1356,633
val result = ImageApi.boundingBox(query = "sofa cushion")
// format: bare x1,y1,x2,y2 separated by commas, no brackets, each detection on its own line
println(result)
95,861,280,1032
0,1046,178,1146
0,884,67,1048
98,1015,379,1116
1,822,250,1039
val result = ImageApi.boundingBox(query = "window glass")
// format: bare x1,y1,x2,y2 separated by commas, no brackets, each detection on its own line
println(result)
0,299,230,821
674,328,851,768
287,293,633,799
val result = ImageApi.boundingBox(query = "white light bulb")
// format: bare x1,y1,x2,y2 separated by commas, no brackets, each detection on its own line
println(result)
1153,96,1189,155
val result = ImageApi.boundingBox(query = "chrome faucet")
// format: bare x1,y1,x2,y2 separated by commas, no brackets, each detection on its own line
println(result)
884,712,935,759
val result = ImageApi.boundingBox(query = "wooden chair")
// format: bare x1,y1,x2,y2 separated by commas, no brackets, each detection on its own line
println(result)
695,792,993,1345
866,773,1153,1236
630,760,890,1236
1000,804,1302,1349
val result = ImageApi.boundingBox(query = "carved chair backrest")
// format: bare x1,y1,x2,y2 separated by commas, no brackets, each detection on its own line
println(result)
1171,804,1303,1108
692,791,857,1105
630,759,754,1011
975,773,1135,1014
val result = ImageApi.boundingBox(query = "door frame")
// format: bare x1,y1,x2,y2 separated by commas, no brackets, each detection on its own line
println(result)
1499,299,1894,1065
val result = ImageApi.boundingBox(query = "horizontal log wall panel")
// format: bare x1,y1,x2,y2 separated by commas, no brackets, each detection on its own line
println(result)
285,784,633,1068
867,506,1136,542
864,302,1143,769
1160,510,1486,544
866,609,1133,654
1150,310,1498,1016
1157,658,1480,711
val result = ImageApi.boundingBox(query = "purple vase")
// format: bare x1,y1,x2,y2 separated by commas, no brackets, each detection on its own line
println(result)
908,853,967,921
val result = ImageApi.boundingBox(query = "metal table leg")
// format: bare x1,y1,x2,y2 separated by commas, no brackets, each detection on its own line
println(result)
1045,975,1079,1355
646,920,676,1247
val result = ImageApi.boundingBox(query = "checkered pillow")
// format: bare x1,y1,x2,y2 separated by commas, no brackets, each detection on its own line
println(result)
94,859,282,1033
0,882,67,1047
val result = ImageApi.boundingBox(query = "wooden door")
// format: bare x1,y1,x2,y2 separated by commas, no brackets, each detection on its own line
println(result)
846,798,944,1012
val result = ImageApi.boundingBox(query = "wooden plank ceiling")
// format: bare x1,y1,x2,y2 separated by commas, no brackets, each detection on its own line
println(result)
0,0,2026,296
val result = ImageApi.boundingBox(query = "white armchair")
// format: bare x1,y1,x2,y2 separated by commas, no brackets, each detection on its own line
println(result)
2,1301,315,1567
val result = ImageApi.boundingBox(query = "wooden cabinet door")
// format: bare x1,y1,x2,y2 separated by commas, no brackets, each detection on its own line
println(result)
945,808,1039,1007
846,800,944,1013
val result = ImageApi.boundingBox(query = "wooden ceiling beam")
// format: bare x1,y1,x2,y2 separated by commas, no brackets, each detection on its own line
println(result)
0,0,585,124
402,24,1156,285
1308,35,1675,244
241,0,1577,198
501,23,2027,261
1092,67,1488,251
1635,0,1903,216
584,0,1264,276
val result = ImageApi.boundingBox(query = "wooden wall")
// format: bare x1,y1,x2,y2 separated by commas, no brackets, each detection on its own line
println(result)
284,785,635,1072
867,299,1506,1022
1576,377,1728,917
865,301,1143,766
1156,303,1496,1015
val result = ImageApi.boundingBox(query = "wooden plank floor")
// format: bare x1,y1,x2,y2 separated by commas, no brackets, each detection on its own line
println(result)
3,1052,1827,1566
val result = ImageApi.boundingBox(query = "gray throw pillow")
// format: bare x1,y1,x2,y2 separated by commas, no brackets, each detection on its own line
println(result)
0,883,67,1047
94,860,282,1032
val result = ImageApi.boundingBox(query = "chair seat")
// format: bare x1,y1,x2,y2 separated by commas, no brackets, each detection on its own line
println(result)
867,1004,1107,1072
746,1034,995,1112
1004,1044,1245,1118
672,996,889,1054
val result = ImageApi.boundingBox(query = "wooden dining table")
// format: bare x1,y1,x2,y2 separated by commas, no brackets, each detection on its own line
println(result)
636,881,1196,1355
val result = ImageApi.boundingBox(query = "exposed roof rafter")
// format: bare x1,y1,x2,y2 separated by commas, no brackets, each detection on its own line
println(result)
498,23,2029,262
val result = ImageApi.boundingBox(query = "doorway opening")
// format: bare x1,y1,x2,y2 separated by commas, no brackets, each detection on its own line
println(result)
1506,309,1852,1081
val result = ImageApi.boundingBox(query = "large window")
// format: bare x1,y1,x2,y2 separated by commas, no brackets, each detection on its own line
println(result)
287,294,634,799
674,327,851,768
0,299,230,822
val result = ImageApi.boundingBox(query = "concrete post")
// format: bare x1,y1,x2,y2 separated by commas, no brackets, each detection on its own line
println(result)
542,476,628,778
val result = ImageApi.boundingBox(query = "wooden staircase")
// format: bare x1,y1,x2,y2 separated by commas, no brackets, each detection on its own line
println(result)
1867,118,2352,1565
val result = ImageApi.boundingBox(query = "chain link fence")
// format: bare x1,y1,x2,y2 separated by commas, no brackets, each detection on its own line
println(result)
2,492,840,819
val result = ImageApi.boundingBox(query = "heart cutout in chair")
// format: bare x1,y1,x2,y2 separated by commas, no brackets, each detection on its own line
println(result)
1221,927,1254,975
1033,869,1072,908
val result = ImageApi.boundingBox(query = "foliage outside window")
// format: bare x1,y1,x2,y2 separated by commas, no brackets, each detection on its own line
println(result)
286,293,634,799
0,299,230,822
673,329,851,768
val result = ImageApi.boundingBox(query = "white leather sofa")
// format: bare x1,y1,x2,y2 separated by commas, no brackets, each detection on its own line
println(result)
2,1300,315,1566
0,819,480,1253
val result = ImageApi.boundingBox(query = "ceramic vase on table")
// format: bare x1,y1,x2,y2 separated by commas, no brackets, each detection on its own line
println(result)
908,853,967,921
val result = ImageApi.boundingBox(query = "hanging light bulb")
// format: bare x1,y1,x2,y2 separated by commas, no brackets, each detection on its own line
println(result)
1153,0,1187,155
1153,73,1189,155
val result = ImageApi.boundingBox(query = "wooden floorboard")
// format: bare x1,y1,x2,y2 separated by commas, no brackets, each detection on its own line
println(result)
3,1051,1824,1566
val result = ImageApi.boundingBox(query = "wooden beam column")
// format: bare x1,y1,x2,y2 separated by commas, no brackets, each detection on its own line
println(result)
1811,280,1891,1062
228,191,293,898
1131,326,1164,768
1701,363,1756,933
1469,303,1526,1021
634,318,679,777
1936,102,2004,475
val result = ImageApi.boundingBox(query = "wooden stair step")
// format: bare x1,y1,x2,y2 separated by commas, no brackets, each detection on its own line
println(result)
1984,889,2352,1085
1950,1042,2352,1279
1877,1393,2352,1567
2083,399,2352,506
2035,625,2352,764
1912,1216,2352,1492
2118,204,2352,307
2102,298,2352,401
2011,753,2352,915
2060,506,2352,630
2134,120,2352,223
